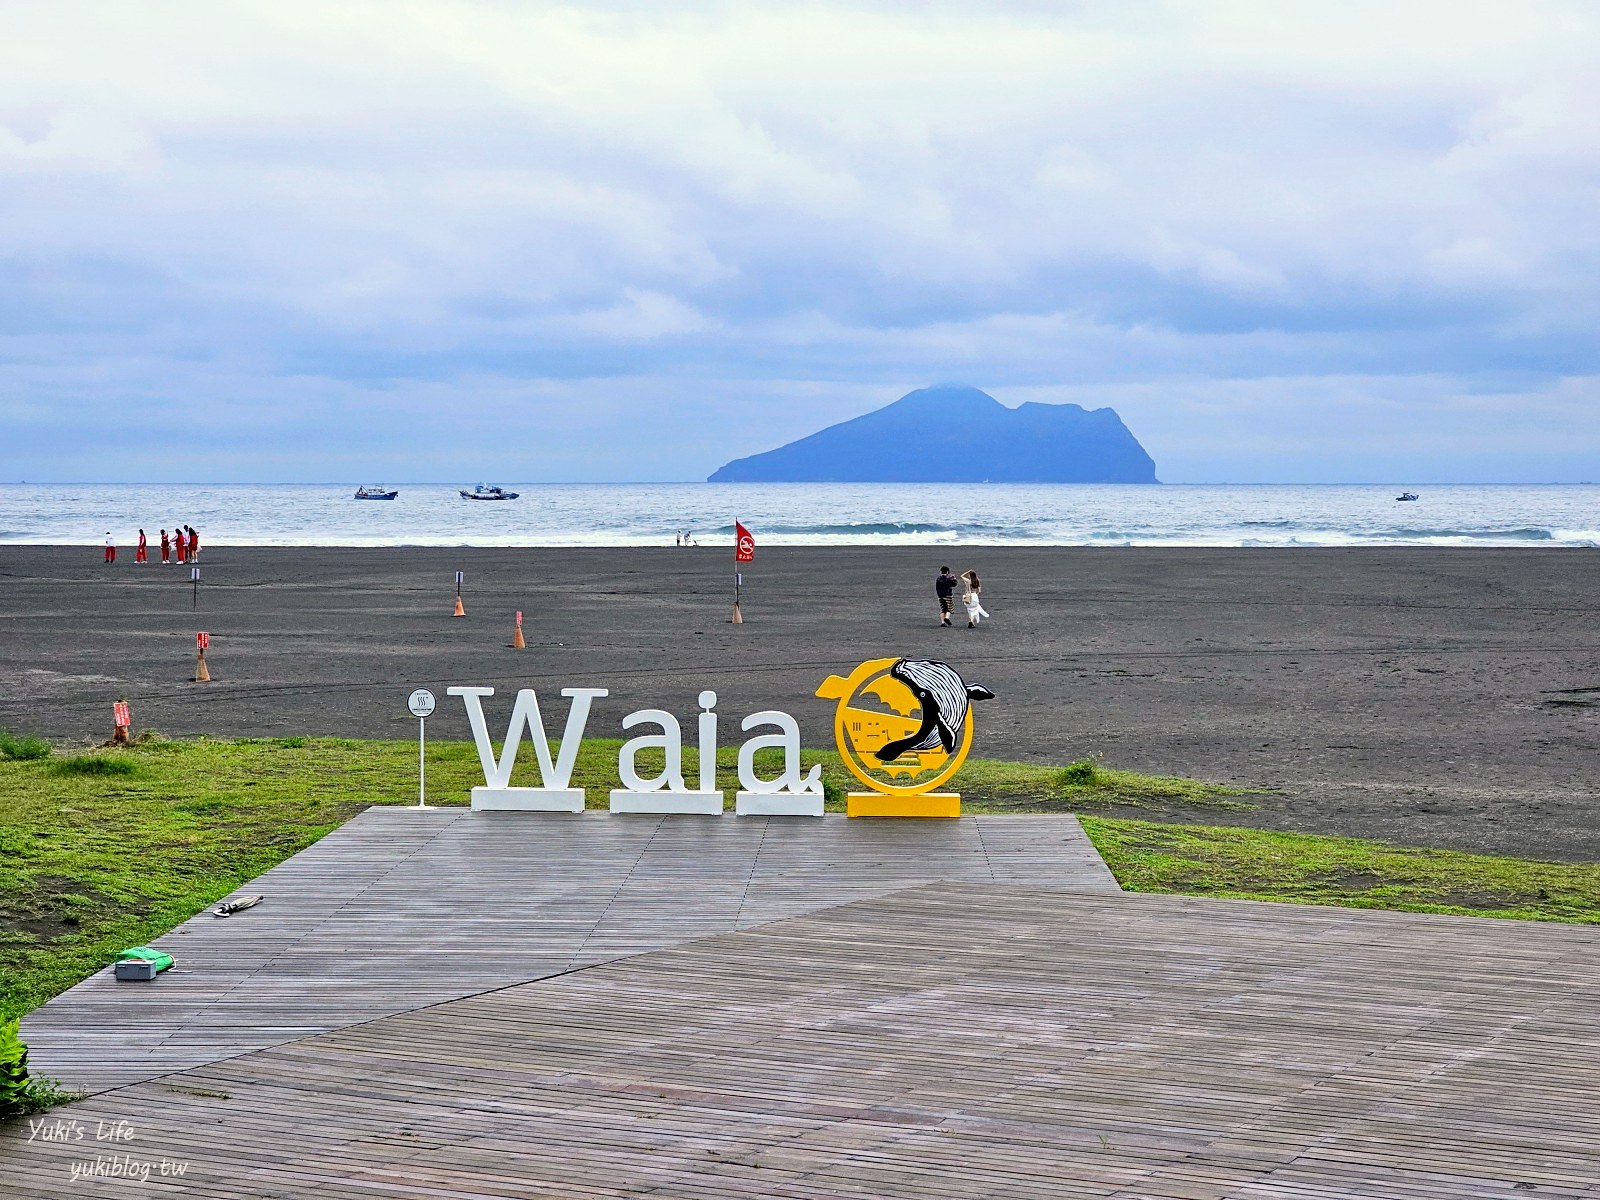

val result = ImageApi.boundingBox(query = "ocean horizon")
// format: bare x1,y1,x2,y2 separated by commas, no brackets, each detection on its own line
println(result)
3,482,1596,549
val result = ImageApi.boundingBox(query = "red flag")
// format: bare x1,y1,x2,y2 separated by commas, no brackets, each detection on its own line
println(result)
735,522,755,563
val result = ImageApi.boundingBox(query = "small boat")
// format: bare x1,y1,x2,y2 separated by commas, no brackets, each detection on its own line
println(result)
460,483,519,501
1396,492,1419,502
354,486,399,500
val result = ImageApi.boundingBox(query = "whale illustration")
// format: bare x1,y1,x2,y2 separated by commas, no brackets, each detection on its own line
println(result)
875,658,994,763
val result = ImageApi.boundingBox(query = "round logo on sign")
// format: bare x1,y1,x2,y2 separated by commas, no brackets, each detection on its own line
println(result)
814,658,994,797
407,688,436,718
737,533,754,557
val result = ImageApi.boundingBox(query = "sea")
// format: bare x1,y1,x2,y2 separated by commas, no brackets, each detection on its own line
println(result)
1,483,1596,548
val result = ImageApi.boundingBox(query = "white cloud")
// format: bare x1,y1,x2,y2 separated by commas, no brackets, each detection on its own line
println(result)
0,0,1597,480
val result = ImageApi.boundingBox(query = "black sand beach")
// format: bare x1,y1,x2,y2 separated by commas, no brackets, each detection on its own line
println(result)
1,545,1595,860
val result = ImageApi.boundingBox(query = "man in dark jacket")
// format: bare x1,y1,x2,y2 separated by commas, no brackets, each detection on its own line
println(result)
935,566,958,627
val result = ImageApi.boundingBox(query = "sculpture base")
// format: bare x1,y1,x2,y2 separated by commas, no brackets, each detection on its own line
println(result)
608,790,725,815
846,792,961,818
735,792,825,817
471,787,585,813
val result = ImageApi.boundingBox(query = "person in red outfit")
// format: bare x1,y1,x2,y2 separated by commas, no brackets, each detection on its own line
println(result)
175,527,186,564
104,531,116,563
160,529,171,564
187,525,200,560
135,529,148,563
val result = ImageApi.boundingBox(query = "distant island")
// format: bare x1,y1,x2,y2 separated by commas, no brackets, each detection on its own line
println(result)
707,385,1159,483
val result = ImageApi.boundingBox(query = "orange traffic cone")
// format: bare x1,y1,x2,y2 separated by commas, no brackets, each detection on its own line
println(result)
453,593,466,618
512,611,525,648
194,650,211,682
731,601,743,625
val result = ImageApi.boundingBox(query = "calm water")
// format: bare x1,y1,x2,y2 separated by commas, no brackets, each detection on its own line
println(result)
1,483,1595,548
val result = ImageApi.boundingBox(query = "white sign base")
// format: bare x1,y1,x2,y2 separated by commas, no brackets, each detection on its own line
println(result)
735,792,825,817
471,787,585,813
608,790,724,815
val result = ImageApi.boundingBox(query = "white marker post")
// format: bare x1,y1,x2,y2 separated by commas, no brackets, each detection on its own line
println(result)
191,565,200,611
408,688,437,807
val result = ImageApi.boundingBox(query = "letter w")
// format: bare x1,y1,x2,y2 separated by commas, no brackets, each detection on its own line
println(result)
449,686,607,790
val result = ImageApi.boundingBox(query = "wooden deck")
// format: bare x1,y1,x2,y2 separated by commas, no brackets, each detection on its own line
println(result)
6,885,1598,1197
21,808,1118,1093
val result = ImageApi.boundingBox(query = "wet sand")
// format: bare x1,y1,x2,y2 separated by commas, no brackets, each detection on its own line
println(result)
1,545,1596,860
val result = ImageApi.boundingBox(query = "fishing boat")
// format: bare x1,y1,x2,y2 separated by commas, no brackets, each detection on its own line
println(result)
354,486,399,500
460,483,519,501
1395,491,1419,502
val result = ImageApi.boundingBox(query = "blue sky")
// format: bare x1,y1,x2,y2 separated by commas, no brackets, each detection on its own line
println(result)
2,1,1597,483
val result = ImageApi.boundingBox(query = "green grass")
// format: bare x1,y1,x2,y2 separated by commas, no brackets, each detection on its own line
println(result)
50,756,139,777
0,735,1596,1024
0,730,50,762
969,752,1261,814
1084,818,1600,923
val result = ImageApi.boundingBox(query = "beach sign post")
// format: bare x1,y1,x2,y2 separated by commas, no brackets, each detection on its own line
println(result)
194,632,211,683
733,522,754,624
112,700,132,746
190,565,200,611
453,570,466,618
512,610,525,650
408,688,436,807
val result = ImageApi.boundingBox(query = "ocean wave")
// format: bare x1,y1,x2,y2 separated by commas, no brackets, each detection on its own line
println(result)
705,521,1024,537
5,483,1598,548
1371,527,1555,541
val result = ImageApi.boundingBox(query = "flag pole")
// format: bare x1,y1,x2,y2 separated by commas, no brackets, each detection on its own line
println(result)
732,519,743,624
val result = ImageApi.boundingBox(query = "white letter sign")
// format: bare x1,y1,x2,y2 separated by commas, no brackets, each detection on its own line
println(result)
448,683,825,818
735,711,824,816
450,685,607,812
608,696,726,814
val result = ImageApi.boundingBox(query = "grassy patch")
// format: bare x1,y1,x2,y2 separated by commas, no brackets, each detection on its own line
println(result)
959,753,1256,814
50,756,139,778
1083,817,1600,924
0,730,50,762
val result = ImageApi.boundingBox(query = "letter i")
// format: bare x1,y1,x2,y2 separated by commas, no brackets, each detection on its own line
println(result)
698,691,717,793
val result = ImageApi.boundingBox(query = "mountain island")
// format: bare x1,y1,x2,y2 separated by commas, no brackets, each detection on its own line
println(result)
707,386,1158,483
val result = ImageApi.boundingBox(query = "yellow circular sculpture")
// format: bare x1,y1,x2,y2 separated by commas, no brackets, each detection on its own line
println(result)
815,657,991,798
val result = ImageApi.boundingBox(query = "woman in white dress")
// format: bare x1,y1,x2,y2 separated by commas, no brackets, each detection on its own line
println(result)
960,570,989,628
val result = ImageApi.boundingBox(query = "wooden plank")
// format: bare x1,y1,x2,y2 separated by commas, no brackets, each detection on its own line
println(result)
4,886,1597,1197
20,809,1119,1092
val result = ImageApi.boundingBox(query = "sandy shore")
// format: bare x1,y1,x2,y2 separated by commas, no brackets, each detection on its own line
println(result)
1,544,1596,860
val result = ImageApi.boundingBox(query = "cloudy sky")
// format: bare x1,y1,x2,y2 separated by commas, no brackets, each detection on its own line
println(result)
2,1,1597,483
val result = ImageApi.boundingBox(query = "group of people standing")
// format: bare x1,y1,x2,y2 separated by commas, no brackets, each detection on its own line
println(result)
103,526,201,565
935,565,990,628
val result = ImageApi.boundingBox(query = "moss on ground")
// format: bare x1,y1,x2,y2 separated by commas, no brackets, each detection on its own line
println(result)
0,735,1594,1021
1083,817,1600,924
